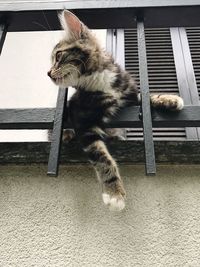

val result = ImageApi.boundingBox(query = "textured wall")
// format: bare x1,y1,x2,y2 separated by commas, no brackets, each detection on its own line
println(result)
0,164,200,267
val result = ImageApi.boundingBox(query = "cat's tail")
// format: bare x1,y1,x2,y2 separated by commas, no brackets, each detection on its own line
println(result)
79,126,126,211
138,93,184,111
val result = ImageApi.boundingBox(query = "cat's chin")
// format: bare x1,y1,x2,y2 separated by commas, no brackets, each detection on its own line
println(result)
57,82,75,88
52,78,74,88
56,74,78,88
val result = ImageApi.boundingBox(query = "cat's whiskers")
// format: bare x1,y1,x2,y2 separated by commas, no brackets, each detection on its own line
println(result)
33,11,58,48
66,64,81,76
42,11,52,31
32,21,49,31
69,73,73,83
51,69,62,79
60,76,64,85
42,11,58,45
53,68,62,75
66,72,74,86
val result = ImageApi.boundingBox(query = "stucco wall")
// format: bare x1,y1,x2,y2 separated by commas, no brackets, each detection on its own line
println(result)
0,164,200,266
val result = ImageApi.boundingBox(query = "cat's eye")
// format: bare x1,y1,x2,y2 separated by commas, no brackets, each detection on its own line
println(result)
56,51,62,62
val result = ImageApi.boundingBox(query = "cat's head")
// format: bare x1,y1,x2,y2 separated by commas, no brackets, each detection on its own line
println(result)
48,10,102,88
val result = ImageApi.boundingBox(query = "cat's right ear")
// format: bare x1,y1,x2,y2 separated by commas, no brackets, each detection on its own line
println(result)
59,10,83,40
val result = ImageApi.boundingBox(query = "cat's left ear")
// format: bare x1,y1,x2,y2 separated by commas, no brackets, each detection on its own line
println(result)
59,10,84,40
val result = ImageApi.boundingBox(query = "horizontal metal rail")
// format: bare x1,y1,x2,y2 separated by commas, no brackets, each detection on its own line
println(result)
111,106,200,128
1,106,200,129
1,5,200,31
0,108,55,129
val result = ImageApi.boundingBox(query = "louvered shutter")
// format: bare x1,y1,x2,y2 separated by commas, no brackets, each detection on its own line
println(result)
107,27,200,141
186,28,200,98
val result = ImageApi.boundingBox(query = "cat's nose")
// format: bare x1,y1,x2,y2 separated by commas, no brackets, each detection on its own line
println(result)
47,71,52,78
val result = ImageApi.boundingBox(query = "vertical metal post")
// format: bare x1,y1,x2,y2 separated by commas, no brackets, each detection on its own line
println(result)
137,18,156,175
47,88,68,176
0,23,8,55
106,29,115,55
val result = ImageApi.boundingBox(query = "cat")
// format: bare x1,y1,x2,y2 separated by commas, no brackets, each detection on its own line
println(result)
47,10,184,211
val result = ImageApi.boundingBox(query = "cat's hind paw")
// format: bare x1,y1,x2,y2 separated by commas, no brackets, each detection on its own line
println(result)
62,129,75,143
102,193,125,211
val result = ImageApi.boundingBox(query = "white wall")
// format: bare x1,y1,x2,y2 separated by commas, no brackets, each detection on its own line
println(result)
0,30,106,142
0,164,200,267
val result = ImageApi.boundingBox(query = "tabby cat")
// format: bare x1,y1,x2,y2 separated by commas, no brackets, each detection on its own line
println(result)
48,10,184,211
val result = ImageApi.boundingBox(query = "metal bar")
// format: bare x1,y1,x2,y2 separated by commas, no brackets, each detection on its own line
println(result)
110,105,200,128
47,88,68,177
116,29,125,68
1,106,200,129
106,29,114,55
150,106,200,128
0,108,55,129
171,27,198,140
3,7,200,32
0,23,7,54
115,29,127,139
137,18,156,175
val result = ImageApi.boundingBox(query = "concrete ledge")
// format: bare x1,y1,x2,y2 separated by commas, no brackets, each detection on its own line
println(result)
1,140,200,164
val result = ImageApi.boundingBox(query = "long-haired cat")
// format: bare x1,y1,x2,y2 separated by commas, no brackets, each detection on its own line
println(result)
48,10,184,211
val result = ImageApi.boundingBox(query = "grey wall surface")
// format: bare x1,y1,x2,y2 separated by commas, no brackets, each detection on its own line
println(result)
0,164,200,267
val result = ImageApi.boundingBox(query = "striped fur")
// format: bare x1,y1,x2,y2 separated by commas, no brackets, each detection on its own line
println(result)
48,10,184,211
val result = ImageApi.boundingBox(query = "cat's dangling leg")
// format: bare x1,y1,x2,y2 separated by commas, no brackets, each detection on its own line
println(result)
80,128,126,211
150,94,184,111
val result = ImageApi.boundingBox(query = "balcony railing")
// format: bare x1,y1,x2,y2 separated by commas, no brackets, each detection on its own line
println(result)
1,0,200,175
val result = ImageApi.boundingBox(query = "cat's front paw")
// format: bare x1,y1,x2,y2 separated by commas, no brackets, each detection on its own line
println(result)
151,94,184,111
102,193,125,211
102,178,126,211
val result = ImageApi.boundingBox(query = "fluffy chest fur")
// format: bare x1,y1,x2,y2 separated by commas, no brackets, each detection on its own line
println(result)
77,69,120,95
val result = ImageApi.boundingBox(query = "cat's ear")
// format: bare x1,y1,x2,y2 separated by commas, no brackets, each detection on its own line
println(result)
59,10,83,40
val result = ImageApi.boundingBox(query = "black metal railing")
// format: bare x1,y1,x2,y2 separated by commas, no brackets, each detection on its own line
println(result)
1,1,200,176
